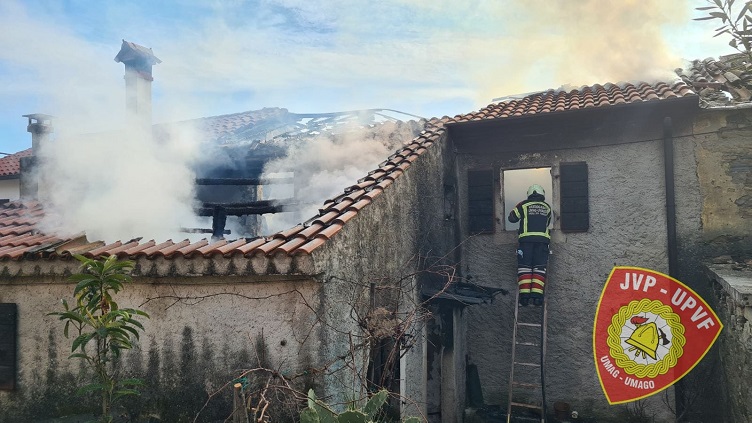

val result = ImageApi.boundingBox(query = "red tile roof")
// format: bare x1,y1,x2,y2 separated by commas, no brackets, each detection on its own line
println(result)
440,81,696,124
0,148,32,177
0,81,698,266
0,124,444,263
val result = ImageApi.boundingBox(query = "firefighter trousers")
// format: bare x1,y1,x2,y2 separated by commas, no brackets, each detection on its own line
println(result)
516,242,549,305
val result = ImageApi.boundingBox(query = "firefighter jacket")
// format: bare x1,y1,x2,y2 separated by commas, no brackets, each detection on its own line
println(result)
508,193,551,243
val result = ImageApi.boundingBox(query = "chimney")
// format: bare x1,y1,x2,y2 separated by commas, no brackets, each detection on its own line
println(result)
114,40,161,129
19,113,54,200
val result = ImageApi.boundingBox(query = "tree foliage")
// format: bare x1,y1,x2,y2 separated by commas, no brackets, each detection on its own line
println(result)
49,254,150,423
695,0,752,61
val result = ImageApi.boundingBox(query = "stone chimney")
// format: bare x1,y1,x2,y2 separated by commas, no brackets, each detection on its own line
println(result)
19,113,54,200
114,40,161,129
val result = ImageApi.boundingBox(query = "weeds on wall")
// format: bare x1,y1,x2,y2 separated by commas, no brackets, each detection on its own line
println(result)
138,251,459,422
48,255,150,423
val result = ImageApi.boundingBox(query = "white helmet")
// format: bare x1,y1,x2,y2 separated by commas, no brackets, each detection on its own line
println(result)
527,184,545,197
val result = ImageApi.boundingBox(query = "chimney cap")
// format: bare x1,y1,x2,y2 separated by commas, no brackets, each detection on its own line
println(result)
114,39,161,66
22,113,54,124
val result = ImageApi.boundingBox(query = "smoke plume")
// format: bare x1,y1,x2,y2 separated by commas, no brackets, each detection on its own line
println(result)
261,121,418,233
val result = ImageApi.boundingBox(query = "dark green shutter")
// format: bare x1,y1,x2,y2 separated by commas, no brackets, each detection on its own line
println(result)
0,304,17,390
560,162,589,232
468,170,494,233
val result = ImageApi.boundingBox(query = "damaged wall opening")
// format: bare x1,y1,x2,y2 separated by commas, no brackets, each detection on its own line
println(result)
503,167,552,231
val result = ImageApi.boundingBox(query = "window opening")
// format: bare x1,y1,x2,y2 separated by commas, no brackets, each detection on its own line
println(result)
503,167,552,231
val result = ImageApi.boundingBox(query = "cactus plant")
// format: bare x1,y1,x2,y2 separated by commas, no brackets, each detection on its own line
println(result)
300,389,422,423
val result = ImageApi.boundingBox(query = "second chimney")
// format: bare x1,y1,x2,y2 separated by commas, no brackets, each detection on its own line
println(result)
114,40,161,130
19,113,54,200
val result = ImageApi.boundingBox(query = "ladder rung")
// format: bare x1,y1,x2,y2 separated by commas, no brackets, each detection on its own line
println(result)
517,322,541,327
512,381,541,388
510,401,543,410
514,361,541,367
515,341,539,347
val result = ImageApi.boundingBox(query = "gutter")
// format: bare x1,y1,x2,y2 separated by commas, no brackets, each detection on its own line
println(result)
663,117,678,277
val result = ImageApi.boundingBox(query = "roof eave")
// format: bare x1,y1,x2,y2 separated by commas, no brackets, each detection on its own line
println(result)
445,94,701,129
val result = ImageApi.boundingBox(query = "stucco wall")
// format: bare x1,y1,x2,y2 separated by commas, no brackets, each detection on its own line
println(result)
0,179,19,201
0,274,320,422
458,139,674,421
309,129,459,419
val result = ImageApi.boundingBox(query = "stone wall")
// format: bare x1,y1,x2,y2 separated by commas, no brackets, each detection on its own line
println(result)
692,110,752,259
705,264,752,423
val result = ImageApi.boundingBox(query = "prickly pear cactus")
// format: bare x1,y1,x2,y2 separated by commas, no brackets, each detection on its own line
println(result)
337,410,369,423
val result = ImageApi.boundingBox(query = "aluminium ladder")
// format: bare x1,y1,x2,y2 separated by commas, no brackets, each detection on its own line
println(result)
506,290,548,423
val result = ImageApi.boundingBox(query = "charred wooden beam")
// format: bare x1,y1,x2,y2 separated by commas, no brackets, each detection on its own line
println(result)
196,198,307,216
180,228,231,235
195,177,294,186
212,207,228,240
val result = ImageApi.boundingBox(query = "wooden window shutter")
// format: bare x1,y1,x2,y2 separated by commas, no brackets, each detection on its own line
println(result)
468,170,494,234
560,162,589,232
0,303,17,390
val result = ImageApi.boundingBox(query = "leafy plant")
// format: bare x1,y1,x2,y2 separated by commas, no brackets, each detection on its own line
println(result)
300,389,422,423
695,0,752,62
49,254,150,423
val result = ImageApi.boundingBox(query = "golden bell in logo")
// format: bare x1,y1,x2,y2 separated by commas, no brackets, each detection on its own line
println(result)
625,322,659,360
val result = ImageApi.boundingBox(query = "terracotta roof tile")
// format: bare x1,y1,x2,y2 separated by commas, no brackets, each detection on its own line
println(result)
150,239,192,257
462,81,696,123
297,223,325,239
177,239,209,255
122,240,156,256
86,241,124,257
235,237,267,254
273,224,305,240
294,237,327,255
272,237,308,255
0,149,32,177
216,238,250,255
103,241,143,256
316,222,344,240
197,239,227,255
254,238,286,255
142,240,180,256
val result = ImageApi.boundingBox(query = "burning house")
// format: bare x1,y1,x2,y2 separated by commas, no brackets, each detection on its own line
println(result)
0,41,751,423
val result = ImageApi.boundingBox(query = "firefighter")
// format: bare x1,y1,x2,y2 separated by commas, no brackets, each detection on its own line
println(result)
508,184,551,306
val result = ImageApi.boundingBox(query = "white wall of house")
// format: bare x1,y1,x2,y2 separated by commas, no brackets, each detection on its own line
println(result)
458,140,672,421
0,271,322,420
0,179,19,201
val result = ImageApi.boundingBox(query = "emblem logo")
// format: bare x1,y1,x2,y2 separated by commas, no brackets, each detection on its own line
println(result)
593,267,722,404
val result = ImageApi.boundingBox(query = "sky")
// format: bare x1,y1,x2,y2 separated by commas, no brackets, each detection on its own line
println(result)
0,0,737,154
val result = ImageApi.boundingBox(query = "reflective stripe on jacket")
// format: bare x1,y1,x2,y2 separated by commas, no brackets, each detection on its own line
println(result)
508,196,551,242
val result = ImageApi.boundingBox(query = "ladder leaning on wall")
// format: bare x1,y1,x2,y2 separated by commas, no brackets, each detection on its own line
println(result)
506,290,548,423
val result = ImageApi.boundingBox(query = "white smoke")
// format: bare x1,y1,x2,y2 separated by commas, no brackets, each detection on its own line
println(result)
37,123,202,242
261,123,412,233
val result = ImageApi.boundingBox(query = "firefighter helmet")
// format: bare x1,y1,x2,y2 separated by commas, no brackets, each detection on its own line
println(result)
527,184,545,197
625,322,659,360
